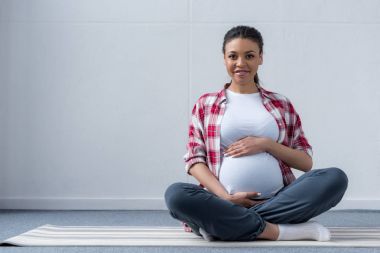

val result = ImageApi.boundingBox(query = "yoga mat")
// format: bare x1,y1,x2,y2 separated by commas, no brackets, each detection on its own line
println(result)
1,224,380,247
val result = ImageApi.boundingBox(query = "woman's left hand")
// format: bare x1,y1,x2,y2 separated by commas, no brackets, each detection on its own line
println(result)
224,136,271,158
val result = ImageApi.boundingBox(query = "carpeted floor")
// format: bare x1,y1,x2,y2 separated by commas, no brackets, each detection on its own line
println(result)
0,210,380,252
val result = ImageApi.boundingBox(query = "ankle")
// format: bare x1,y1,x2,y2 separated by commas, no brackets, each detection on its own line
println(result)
257,222,279,240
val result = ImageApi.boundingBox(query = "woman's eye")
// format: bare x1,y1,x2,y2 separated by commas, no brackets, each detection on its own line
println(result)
228,55,236,59
246,54,254,59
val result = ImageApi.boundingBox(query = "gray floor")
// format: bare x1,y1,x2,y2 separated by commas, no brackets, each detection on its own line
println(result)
1,209,380,253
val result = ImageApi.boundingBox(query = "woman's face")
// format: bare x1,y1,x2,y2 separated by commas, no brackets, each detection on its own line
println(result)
223,38,263,85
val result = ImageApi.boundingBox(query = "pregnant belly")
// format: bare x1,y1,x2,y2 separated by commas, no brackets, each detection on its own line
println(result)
218,152,284,198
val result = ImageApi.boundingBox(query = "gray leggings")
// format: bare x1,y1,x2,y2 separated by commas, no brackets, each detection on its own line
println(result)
164,167,348,241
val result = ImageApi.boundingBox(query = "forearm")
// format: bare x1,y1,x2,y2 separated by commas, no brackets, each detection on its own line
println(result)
188,163,230,200
264,138,313,172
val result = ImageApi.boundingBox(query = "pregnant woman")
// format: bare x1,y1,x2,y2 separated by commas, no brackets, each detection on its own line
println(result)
164,25,348,242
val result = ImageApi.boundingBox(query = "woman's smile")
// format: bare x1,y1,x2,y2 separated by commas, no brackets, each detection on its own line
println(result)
234,69,250,78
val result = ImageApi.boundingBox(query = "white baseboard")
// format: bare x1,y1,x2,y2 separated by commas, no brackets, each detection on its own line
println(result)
0,198,379,210
0,198,167,210
331,199,380,210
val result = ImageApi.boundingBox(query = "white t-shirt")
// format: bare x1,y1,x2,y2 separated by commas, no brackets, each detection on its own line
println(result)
218,89,284,199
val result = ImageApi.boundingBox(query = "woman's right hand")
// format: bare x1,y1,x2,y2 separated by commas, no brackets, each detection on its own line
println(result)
225,191,265,208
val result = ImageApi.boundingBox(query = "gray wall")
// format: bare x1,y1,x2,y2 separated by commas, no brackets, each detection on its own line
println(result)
0,0,379,210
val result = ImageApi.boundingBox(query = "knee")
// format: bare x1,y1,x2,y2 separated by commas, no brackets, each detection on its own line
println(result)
164,182,189,211
325,167,348,194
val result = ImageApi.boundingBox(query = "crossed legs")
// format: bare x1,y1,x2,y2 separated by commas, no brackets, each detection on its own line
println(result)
165,167,348,241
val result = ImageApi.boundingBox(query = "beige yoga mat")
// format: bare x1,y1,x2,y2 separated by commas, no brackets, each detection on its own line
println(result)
1,224,380,247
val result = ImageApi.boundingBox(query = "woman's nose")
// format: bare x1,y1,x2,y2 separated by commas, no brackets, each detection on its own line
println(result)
236,57,246,66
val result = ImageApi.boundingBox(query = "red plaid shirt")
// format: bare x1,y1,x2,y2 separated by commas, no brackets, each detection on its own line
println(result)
181,83,313,233
184,83,313,180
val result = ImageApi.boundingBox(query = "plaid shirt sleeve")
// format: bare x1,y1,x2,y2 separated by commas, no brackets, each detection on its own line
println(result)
183,100,207,175
287,99,313,158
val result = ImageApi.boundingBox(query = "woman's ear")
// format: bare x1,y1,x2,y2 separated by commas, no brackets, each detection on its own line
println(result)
259,53,263,65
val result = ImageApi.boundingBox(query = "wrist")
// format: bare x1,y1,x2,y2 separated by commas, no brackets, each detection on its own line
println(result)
220,193,232,201
263,137,274,152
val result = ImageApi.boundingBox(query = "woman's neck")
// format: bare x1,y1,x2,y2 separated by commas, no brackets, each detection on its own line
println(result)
227,82,259,94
